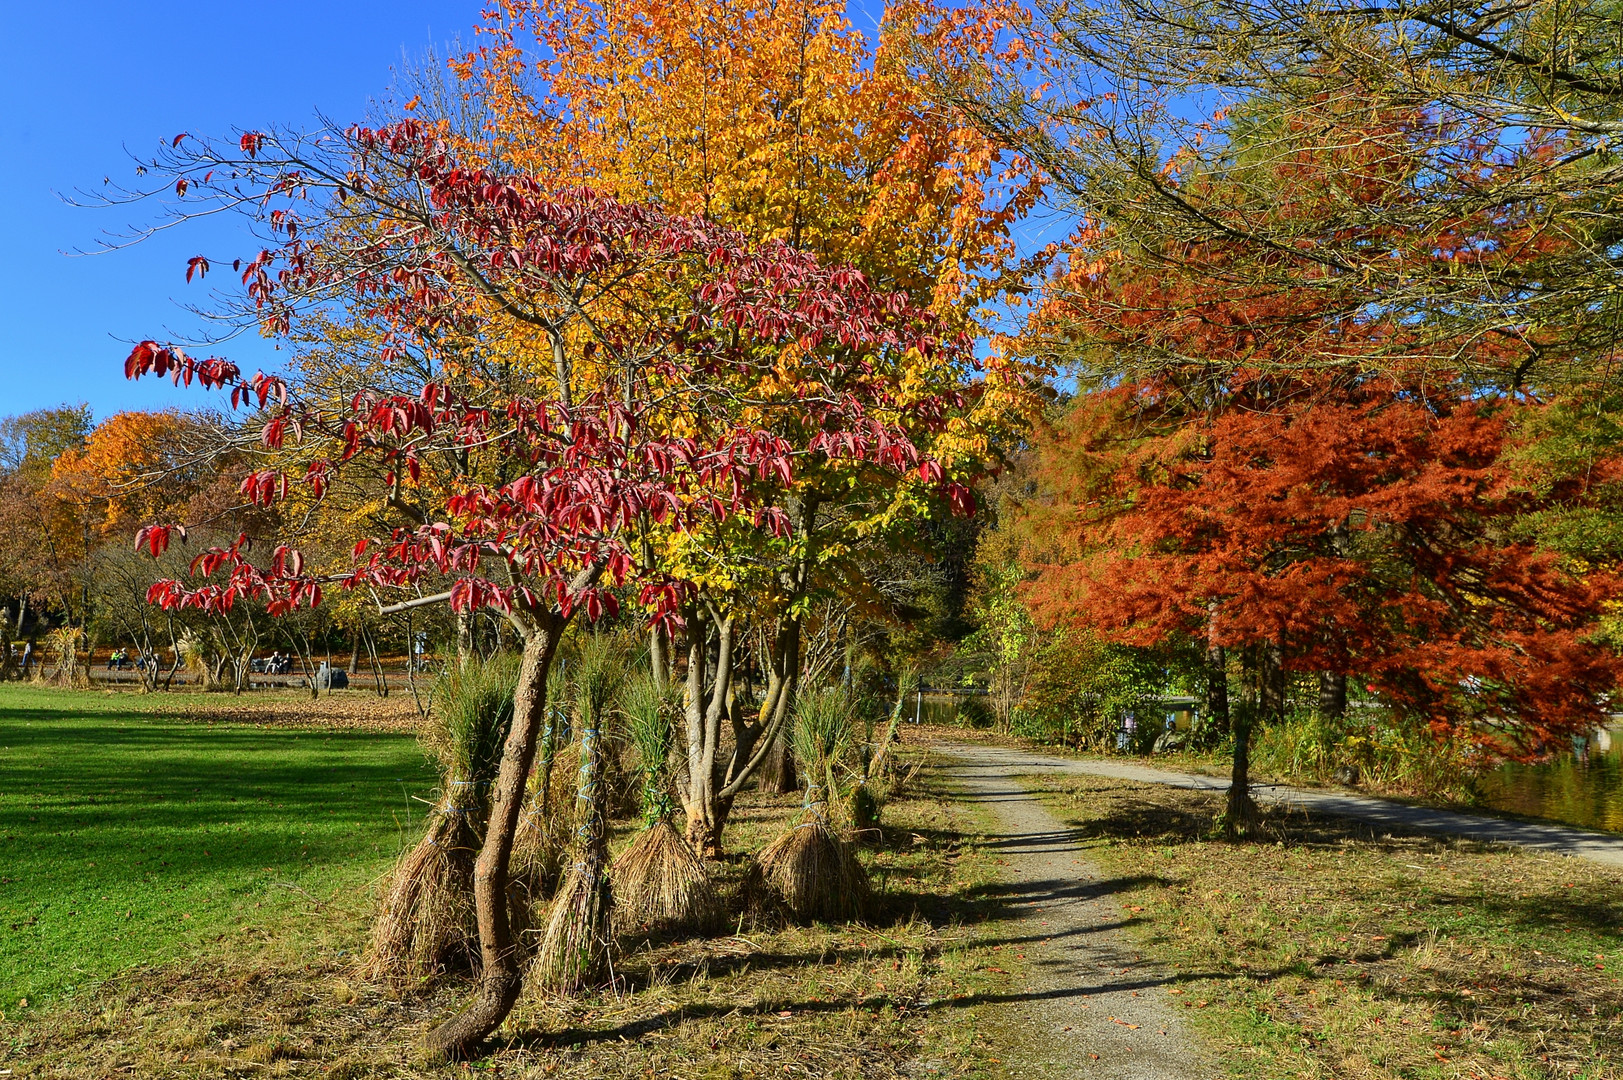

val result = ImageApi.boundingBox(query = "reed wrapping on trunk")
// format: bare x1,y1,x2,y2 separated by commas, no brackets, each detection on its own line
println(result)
613,675,719,934
365,655,517,980
747,687,870,923
531,635,622,993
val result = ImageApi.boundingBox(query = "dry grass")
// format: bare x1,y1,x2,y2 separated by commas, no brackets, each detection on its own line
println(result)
1030,772,1623,1080
1,751,1028,1078
140,690,427,732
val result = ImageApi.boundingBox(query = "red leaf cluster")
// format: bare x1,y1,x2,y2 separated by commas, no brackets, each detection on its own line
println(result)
124,124,981,629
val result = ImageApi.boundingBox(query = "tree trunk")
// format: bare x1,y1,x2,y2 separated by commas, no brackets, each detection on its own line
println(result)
1204,644,1229,740
756,732,797,794
0,617,13,682
424,616,563,1060
348,632,361,675
1224,702,1260,837
680,606,736,857
457,609,476,670
1260,638,1286,724
1220,645,1264,837
754,617,800,794
649,624,669,692
1317,671,1347,719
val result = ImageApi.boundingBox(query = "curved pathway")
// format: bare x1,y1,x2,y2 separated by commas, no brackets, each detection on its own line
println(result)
937,750,1217,1079
935,740,1623,870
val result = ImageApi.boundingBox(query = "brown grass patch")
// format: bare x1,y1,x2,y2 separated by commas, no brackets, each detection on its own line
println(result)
142,690,426,732
1031,773,1623,1079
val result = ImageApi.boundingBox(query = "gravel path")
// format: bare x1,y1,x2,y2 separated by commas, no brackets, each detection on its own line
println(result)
935,740,1623,870
939,749,1216,1079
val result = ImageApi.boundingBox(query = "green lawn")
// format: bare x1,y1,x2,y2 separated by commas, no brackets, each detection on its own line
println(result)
0,686,434,1011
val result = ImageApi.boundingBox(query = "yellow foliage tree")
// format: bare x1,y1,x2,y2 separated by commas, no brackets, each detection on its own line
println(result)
460,0,1046,838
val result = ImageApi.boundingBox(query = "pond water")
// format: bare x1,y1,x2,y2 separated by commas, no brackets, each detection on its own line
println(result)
1472,736,1623,834
913,695,976,725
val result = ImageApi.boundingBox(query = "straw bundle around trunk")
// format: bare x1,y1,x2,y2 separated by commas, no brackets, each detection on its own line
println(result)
611,674,718,935
529,634,622,993
531,844,613,993
747,814,869,924
745,686,869,923
363,802,481,980
364,655,517,980
612,819,720,935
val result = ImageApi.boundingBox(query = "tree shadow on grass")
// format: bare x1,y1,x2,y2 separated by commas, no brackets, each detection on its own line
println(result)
504,960,1236,1055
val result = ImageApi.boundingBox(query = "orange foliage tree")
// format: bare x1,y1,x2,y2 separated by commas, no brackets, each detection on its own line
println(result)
1017,205,1623,829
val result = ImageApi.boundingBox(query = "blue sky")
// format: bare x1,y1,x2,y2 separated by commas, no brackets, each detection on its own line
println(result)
0,2,478,419
0,1,1033,423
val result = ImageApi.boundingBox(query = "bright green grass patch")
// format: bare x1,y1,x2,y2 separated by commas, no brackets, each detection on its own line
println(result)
0,686,434,1010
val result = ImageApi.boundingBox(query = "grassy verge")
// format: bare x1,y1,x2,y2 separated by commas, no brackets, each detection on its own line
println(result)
3,699,1021,1079
1028,772,1623,1080
0,685,435,1012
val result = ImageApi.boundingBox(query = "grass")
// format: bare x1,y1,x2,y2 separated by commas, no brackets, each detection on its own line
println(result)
1,700,1023,1079
0,685,434,1012
1029,772,1623,1080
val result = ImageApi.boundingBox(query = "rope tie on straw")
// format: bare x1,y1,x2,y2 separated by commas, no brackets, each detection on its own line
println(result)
797,782,830,826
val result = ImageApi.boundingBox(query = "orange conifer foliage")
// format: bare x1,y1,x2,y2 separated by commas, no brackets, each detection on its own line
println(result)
1017,117,1621,761
1026,373,1623,759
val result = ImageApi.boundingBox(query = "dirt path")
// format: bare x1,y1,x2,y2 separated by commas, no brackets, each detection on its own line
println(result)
934,740,1623,870
938,748,1216,1079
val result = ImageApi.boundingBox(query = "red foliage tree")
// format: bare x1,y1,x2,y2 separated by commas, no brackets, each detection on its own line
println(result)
1026,372,1623,829
119,121,976,1056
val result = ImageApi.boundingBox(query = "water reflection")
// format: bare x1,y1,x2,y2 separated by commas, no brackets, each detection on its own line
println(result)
1474,735,1623,834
